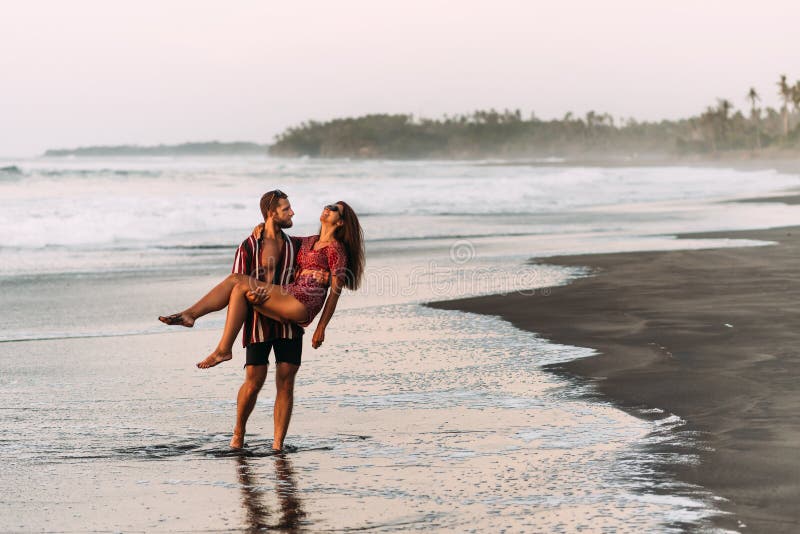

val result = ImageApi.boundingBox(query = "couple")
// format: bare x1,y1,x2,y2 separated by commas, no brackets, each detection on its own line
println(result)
159,190,364,450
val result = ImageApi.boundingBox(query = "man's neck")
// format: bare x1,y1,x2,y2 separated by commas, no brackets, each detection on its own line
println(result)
263,220,283,240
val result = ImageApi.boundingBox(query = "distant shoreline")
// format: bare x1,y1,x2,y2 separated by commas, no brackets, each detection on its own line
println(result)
42,141,268,157
39,141,800,163
39,97,800,160
36,143,800,179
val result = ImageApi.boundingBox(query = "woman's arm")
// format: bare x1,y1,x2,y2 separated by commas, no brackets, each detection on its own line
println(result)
312,276,343,349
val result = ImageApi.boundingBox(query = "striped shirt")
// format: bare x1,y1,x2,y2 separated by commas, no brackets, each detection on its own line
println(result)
232,231,304,346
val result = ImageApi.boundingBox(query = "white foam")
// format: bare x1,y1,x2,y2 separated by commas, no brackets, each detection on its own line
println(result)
2,156,800,282
2,157,799,252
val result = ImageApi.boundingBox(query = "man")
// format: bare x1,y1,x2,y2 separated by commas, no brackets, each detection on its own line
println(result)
229,189,321,451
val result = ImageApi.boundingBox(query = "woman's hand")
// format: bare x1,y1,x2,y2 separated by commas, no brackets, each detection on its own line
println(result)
252,223,264,239
312,327,325,349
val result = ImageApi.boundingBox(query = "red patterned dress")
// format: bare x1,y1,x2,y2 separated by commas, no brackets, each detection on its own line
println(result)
284,235,348,326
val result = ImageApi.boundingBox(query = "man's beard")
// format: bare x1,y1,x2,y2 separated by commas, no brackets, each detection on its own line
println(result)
276,218,293,229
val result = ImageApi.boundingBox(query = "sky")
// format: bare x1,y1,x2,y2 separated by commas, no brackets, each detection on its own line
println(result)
2,0,799,157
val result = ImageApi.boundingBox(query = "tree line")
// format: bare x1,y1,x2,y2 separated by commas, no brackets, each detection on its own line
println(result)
269,74,800,159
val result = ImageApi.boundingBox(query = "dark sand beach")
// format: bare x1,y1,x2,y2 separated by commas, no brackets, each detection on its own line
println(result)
431,222,800,533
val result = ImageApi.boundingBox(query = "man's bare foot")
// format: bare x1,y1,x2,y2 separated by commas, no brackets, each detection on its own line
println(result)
197,349,232,369
158,311,195,328
230,432,245,449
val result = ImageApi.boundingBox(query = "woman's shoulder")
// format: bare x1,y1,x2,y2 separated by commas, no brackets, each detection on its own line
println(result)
326,240,347,262
329,239,346,253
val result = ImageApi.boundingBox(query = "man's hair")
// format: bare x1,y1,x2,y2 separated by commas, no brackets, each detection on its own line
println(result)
260,190,288,220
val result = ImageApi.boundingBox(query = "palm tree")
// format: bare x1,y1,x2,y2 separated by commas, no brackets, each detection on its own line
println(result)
701,106,719,152
778,74,792,138
718,98,733,119
746,87,761,150
792,81,800,126
717,99,733,146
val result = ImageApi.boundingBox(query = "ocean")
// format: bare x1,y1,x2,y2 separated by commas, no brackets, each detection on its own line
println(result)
2,156,800,531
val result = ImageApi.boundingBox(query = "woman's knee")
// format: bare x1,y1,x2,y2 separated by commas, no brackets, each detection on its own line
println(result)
233,281,251,295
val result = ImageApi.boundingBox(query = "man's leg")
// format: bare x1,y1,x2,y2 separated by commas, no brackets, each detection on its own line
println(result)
271,336,302,451
273,362,299,451
231,342,271,448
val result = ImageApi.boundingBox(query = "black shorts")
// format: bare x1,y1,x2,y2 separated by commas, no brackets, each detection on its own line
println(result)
245,337,303,367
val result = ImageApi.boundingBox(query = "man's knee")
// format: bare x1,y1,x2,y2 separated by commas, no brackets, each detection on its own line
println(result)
244,365,268,393
275,362,299,393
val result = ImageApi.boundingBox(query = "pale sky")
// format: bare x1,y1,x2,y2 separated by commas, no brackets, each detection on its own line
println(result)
2,0,799,157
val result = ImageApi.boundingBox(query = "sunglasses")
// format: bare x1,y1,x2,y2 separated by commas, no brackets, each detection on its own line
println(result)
324,204,341,213
266,189,288,211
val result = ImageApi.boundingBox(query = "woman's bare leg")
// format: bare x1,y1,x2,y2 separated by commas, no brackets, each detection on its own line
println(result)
159,273,249,327
196,282,309,369
197,283,250,369
249,288,309,325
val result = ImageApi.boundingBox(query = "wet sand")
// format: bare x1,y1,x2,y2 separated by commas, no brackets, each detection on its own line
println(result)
2,287,715,531
431,224,800,533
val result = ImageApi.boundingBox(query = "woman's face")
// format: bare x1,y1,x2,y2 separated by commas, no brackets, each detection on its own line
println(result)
320,203,343,225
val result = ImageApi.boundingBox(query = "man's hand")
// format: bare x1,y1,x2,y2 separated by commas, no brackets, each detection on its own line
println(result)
311,270,331,286
297,269,331,286
312,327,325,349
246,287,270,305
252,223,264,239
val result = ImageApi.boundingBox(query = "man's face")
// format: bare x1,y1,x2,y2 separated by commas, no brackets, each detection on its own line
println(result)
270,198,294,228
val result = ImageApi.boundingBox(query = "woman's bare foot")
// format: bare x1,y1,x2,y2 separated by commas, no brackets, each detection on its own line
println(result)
197,349,232,369
158,311,195,328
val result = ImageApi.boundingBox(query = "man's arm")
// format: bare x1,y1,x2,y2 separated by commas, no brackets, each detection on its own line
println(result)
232,237,254,275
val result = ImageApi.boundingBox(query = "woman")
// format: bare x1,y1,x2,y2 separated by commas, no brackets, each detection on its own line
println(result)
159,201,364,368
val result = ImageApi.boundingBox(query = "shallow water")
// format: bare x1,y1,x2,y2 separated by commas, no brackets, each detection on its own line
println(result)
0,299,724,532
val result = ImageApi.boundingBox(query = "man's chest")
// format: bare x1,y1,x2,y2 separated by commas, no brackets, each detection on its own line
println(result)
259,239,284,279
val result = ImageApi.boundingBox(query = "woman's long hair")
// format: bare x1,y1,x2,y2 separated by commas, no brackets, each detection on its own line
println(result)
332,201,364,290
